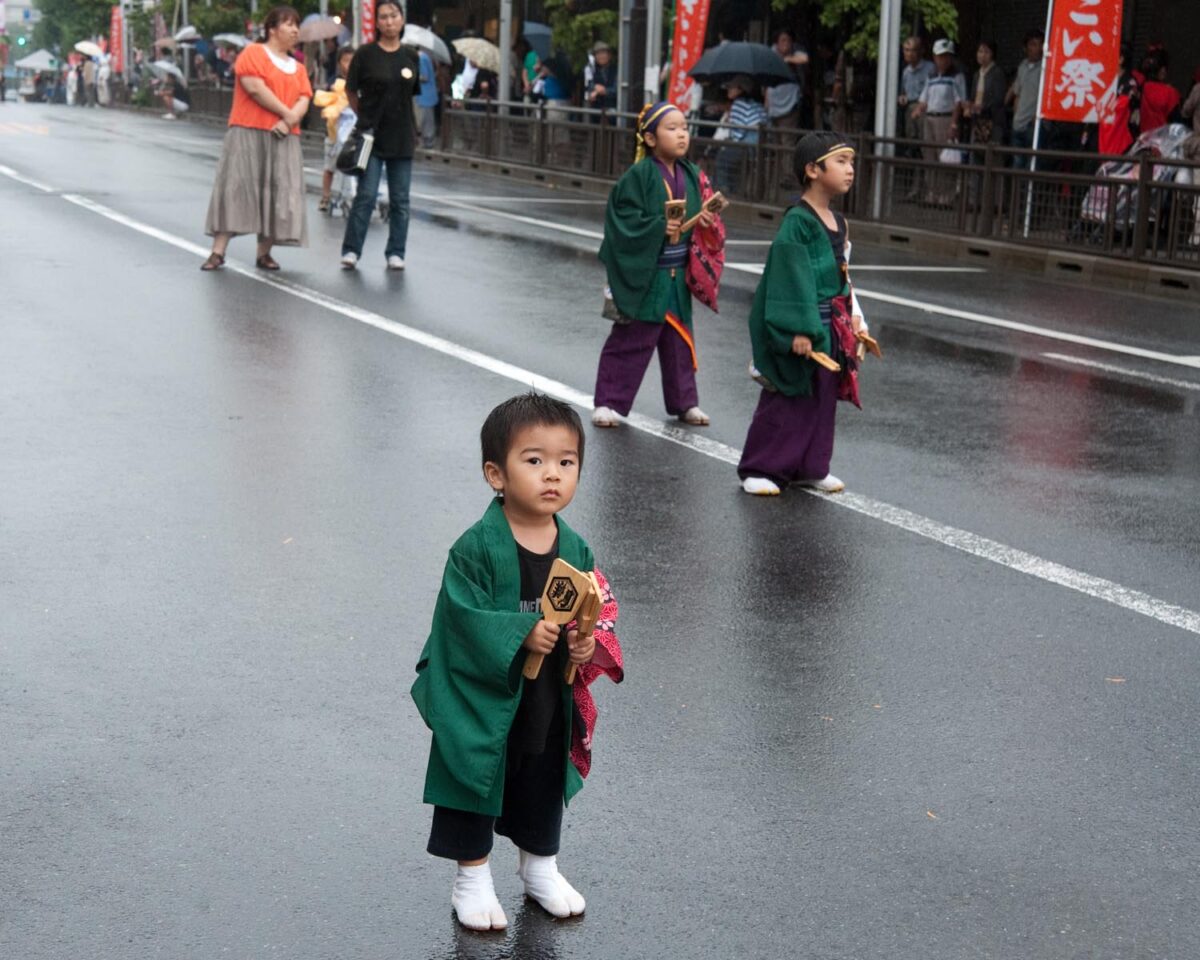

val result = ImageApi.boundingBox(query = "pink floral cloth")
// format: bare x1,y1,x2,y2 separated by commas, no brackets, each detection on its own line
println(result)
686,168,727,313
569,568,624,779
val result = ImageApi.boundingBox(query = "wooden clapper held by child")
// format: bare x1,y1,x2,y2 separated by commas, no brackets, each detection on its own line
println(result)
523,559,604,684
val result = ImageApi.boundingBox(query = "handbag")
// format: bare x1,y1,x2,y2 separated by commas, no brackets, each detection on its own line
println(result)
336,128,374,174
938,144,965,165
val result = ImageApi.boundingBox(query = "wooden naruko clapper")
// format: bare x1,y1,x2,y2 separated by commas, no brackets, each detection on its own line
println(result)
523,558,601,684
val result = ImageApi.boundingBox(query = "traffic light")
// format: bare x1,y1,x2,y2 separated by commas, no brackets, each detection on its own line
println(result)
17,37,28,46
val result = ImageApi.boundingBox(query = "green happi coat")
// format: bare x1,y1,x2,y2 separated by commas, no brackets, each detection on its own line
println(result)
411,499,594,816
598,156,702,326
748,203,849,397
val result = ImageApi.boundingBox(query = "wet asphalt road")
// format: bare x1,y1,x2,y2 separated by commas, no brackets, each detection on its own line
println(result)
2,103,1200,960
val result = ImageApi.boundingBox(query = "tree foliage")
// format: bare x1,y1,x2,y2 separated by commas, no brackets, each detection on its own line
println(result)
33,0,113,55
771,0,958,60
543,0,618,68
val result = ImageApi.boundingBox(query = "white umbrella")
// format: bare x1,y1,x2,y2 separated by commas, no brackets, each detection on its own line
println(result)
174,25,199,42
14,49,59,71
74,40,103,58
452,37,500,74
213,33,250,49
298,16,342,43
403,24,451,65
150,59,185,81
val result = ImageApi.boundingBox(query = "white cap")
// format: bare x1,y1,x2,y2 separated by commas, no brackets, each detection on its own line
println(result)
932,39,955,56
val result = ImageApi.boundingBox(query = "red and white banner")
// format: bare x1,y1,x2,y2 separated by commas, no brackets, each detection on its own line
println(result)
1040,0,1123,122
667,0,710,108
360,0,375,44
110,6,124,74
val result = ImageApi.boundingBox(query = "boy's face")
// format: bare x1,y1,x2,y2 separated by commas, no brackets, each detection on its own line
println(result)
808,150,855,196
645,109,689,160
339,53,353,76
485,423,580,519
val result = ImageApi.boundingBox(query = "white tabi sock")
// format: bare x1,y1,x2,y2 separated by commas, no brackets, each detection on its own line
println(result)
518,849,586,918
451,862,507,931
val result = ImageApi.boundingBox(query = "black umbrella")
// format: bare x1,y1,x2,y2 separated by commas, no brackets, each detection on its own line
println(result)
687,42,794,87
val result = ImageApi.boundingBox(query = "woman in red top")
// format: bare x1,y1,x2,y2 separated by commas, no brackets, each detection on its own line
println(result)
1138,52,1181,135
201,5,313,271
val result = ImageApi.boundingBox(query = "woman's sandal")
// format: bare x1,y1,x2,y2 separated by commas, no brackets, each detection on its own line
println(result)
679,406,711,426
200,253,225,272
255,254,281,271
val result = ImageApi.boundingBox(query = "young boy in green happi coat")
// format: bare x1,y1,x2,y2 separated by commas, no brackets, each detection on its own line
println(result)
411,394,624,932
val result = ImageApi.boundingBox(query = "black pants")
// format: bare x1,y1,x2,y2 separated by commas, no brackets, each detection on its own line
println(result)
428,744,566,861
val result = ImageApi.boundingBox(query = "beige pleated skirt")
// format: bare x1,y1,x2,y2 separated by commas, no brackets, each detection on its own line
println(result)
205,126,308,246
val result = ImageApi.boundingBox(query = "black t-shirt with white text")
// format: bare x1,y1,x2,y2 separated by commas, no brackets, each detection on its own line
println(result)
510,538,566,755
345,42,421,159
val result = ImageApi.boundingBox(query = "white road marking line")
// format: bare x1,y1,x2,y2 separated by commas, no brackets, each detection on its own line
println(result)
0,163,55,193
412,194,606,204
1041,352,1200,391
401,194,1200,372
14,178,1192,639
856,289,1200,370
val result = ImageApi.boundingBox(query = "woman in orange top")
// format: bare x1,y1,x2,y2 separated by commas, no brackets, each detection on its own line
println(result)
201,5,313,271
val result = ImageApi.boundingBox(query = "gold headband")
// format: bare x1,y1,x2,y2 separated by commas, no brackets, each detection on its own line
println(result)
814,145,855,164
639,103,678,133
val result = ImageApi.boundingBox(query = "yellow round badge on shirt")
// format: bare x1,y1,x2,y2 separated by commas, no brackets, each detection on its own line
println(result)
401,67,414,80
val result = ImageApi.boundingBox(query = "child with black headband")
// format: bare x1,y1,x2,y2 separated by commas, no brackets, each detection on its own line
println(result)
738,131,870,496
591,101,726,428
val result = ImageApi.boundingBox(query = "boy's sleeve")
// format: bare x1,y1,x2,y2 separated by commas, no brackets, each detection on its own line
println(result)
413,547,539,723
600,168,665,317
761,223,825,353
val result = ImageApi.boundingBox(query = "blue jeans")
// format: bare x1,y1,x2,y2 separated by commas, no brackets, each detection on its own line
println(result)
341,154,412,259
1010,126,1034,170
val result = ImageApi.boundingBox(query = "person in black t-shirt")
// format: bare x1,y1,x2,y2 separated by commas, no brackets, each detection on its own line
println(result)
339,0,420,272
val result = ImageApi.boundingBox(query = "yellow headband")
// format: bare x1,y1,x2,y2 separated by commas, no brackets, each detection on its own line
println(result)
814,145,855,164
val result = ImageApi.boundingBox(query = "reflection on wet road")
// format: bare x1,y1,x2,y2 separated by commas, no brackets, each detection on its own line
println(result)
2,103,1199,960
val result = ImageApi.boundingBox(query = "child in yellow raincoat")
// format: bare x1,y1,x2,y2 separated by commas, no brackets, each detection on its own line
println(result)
314,45,355,214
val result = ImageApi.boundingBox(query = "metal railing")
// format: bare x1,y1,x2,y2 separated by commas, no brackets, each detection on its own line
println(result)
437,100,1200,273
168,92,1200,273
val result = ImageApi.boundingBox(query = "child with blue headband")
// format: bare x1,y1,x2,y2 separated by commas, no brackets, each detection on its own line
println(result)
591,101,725,428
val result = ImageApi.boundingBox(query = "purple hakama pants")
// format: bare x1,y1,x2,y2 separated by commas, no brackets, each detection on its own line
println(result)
737,366,838,486
593,319,699,417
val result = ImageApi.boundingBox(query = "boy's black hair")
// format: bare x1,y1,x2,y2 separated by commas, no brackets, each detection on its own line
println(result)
1023,29,1045,45
481,393,585,472
337,45,355,61
795,130,853,188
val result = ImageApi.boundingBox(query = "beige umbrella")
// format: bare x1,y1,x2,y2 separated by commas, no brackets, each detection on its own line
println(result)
452,37,500,73
74,40,104,58
298,16,342,43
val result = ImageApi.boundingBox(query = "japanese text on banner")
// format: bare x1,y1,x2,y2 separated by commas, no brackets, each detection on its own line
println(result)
667,0,711,109
110,6,124,74
1041,0,1123,122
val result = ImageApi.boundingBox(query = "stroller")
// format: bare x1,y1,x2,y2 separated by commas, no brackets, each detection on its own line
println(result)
1075,123,1194,243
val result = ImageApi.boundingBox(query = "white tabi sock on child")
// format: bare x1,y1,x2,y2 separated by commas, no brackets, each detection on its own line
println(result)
518,850,586,918
451,862,507,931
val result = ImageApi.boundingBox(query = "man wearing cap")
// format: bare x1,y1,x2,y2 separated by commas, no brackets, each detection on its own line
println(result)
913,39,967,204
585,42,617,113
717,74,768,195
